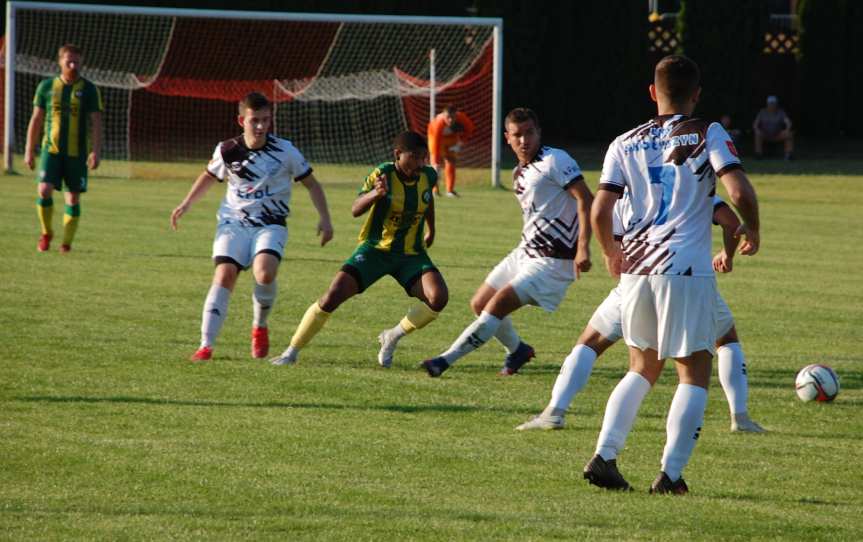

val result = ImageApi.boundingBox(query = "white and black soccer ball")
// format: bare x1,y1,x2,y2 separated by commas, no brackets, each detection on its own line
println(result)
795,364,840,402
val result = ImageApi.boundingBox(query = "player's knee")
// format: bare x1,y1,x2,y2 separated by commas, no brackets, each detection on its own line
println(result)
469,295,485,315
427,289,448,312
254,268,277,285
319,285,351,313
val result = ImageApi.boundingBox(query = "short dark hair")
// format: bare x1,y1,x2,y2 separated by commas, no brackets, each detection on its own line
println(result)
654,55,700,104
393,131,427,154
58,43,82,59
239,92,271,114
504,107,540,130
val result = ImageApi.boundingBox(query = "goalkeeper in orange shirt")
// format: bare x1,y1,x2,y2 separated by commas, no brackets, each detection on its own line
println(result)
427,105,475,197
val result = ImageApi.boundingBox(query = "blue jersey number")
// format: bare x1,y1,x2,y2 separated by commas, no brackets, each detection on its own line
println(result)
647,165,676,226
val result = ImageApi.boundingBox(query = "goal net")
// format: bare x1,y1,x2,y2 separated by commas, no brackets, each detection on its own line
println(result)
3,3,502,184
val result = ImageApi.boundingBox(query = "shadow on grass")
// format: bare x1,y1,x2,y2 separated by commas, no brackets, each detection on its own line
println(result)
17,394,532,415
704,491,854,508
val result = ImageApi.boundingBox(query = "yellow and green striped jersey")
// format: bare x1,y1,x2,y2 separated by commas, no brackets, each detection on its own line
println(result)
33,76,103,158
357,162,437,255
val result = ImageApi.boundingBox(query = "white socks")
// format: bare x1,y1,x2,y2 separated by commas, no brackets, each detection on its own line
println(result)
494,316,521,354
201,284,231,348
441,311,501,365
595,371,651,461
546,344,597,415
661,384,708,482
717,342,748,416
252,280,278,328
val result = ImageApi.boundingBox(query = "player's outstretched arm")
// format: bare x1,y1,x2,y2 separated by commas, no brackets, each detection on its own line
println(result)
170,171,218,231
24,107,45,171
88,111,102,170
713,204,741,273
300,174,334,246
719,169,760,255
352,172,388,217
569,179,594,276
591,189,621,278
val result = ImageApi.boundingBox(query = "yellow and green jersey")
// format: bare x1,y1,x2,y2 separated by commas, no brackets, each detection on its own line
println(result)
33,76,103,158
357,162,437,255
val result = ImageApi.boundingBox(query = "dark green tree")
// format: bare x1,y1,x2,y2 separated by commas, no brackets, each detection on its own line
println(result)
677,0,768,124
797,0,847,136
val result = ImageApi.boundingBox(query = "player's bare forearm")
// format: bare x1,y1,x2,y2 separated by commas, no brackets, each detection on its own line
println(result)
301,175,332,224
352,191,380,217
720,170,759,232
714,205,741,256
24,108,45,169
720,169,760,255
590,190,618,256
88,111,102,169
171,171,217,230
352,173,388,217
572,182,593,249
301,175,334,245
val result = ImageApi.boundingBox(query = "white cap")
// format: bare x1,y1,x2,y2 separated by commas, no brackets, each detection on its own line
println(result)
767,95,778,104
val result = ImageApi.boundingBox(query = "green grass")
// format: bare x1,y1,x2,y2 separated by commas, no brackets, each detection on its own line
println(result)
1,157,862,540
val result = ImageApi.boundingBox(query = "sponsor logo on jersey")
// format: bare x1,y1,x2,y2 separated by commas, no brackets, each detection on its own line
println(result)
422,190,432,203
388,212,422,227
235,185,274,200
622,133,700,155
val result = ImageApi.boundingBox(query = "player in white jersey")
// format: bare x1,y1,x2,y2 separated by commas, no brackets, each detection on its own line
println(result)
584,56,760,495
420,108,593,377
170,92,334,362
517,195,765,433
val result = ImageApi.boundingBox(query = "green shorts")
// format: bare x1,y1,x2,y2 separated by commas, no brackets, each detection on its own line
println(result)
342,242,438,294
37,150,89,193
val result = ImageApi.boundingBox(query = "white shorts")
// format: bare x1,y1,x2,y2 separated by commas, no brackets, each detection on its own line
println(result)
589,286,734,344
588,286,624,342
484,248,575,312
715,293,734,338
212,222,288,269
619,274,717,359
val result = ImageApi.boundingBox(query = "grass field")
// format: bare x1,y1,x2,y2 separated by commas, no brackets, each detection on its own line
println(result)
1,157,862,540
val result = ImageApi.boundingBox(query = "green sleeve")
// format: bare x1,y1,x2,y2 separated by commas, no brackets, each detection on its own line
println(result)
358,163,393,195
33,80,49,109
359,167,381,195
84,82,104,114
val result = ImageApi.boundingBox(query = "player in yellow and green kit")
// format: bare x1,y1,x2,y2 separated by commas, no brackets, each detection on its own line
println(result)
271,131,449,368
24,44,103,253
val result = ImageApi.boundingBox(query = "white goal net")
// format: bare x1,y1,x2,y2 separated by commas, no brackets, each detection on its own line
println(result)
3,2,502,184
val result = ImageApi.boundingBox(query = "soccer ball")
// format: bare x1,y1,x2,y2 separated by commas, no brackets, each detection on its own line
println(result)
795,364,840,402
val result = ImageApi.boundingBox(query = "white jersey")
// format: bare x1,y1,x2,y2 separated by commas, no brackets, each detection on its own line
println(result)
512,146,585,260
599,114,741,276
207,134,312,227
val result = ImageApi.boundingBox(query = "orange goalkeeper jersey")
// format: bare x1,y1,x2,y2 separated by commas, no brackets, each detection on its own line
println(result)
427,111,475,164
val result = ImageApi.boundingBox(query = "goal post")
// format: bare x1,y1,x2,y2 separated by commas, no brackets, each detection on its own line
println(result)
3,1,503,186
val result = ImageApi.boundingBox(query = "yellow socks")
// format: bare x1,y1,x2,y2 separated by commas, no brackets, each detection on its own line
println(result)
399,302,439,334
290,302,331,348
62,204,80,246
36,197,54,235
